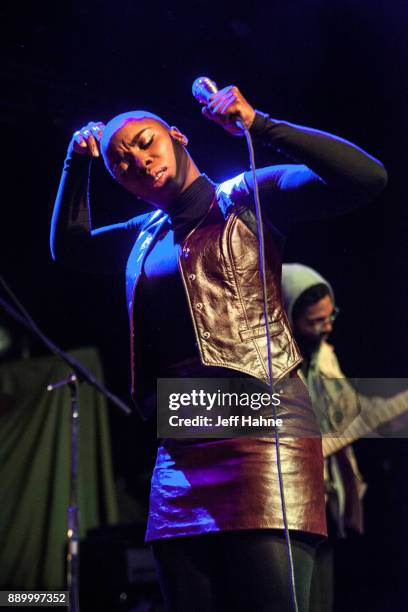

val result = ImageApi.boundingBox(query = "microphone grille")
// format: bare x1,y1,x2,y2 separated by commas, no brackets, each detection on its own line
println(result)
192,77,218,104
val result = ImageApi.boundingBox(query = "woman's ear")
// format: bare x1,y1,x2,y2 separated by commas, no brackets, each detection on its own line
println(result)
169,126,188,146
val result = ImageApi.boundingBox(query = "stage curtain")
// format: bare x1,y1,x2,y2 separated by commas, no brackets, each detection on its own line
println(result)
0,347,119,589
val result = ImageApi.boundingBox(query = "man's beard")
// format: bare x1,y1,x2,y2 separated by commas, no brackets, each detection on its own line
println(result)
295,332,325,358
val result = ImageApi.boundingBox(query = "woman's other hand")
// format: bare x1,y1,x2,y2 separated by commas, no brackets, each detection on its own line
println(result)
69,121,105,157
201,86,256,136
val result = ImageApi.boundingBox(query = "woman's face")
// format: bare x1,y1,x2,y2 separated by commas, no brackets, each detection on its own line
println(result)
102,116,192,208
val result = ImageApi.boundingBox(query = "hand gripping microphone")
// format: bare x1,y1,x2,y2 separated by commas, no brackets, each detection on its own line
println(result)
191,76,245,130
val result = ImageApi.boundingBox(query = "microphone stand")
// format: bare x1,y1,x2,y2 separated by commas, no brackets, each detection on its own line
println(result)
0,287,131,612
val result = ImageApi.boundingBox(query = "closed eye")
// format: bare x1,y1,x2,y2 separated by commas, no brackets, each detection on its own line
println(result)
138,134,154,149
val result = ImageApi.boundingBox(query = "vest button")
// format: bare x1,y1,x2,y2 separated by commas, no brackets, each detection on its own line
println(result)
188,273,196,281
202,331,211,339
196,303,203,310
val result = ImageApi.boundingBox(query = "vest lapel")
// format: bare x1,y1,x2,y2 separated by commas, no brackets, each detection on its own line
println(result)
126,210,168,312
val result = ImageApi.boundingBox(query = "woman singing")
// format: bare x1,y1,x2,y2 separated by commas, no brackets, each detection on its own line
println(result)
50,85,387,611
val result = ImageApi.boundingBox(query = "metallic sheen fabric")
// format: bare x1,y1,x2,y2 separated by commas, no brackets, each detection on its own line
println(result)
127,177,302,407
146,374,327,541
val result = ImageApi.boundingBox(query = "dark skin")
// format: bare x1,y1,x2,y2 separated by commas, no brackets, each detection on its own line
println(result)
68,86,256,211
103,118,199,209
293,294,335,360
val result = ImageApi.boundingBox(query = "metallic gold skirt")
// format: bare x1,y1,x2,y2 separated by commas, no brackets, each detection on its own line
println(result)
145,366,327,542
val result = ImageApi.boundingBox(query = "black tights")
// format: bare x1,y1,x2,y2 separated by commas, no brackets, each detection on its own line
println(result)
152,530,317,612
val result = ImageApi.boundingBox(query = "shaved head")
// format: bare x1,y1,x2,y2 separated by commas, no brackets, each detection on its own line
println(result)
101,110,170,155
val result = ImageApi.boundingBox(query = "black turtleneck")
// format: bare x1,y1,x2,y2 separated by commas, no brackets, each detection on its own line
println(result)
166,174,215,239
136,174,215,382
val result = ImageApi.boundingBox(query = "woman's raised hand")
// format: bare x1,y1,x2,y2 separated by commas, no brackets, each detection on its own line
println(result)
69,121,105,157
201,86,256,136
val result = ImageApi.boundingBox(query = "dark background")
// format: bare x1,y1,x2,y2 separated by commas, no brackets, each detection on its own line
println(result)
1,1,407,609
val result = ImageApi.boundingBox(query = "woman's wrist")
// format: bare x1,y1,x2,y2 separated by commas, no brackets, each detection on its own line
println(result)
249,110,275,137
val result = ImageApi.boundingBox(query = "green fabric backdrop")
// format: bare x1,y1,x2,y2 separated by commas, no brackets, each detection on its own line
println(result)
0,347,119,589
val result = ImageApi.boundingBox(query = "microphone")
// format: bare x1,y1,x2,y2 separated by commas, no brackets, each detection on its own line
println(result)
192,76,245,130
192,76,218,104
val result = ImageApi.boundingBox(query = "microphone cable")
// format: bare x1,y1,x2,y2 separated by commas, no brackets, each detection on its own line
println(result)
192,77,299,612
240,122,299,612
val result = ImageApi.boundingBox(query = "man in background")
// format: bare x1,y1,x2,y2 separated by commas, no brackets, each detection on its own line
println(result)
281,263,366,612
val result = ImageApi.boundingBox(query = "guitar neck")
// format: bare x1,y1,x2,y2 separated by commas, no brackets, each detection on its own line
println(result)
322,389,408,458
